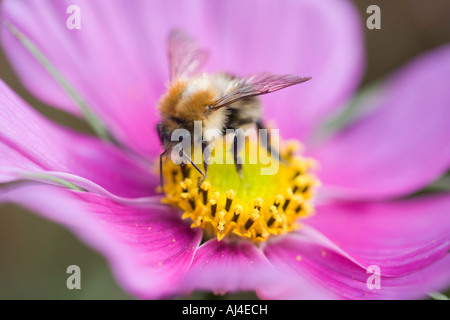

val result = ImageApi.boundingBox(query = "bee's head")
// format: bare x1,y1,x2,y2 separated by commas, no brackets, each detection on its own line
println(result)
156,115,197,153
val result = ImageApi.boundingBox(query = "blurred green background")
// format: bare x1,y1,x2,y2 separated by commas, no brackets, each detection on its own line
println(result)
0,0,449,299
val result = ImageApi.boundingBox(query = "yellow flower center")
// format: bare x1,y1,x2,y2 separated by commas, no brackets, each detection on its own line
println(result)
160,137,320,243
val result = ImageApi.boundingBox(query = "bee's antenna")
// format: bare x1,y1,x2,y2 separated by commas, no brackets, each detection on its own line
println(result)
160,149,168,194
183,150,206,178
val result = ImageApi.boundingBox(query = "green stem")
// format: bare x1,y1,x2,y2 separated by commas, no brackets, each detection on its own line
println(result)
5,21,112,141
429,292,449,300
24,173,86,192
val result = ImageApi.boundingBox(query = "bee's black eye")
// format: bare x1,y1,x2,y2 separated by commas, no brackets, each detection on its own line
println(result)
169,116,186,125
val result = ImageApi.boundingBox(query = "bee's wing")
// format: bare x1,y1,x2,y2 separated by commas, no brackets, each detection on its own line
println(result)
210,73,311,110
168,30,209,79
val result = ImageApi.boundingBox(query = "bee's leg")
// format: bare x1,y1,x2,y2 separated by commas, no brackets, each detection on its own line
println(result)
180,162,187,178
198,142,209,186
256,120,284,163
255,120,271,154
232,133,244,179
159,149,168,194
202,141,209,178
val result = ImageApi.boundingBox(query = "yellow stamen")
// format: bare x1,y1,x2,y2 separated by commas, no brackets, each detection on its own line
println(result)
232,204,243,222
254,198,263,211
160,137,320,243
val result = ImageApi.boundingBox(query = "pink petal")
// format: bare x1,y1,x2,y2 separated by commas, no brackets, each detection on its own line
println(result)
1,0,364,156
259,195,450,299
307,195,450,276
0,183,202,299
261,235,450,299
311,45,450,199
0,79,156,198
179,239,276,295
196,0,365,141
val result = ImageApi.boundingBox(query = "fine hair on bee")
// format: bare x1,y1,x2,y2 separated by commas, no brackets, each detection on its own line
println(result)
157,30,311,191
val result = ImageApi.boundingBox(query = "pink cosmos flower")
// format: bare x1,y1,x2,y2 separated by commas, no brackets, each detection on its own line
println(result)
0,0,449,299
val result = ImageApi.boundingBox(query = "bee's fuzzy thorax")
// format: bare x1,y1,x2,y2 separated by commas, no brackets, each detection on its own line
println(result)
158,75,222,122
158,79,187,114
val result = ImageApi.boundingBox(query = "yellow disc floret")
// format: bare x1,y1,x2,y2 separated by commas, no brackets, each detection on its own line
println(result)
160,137,320,243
